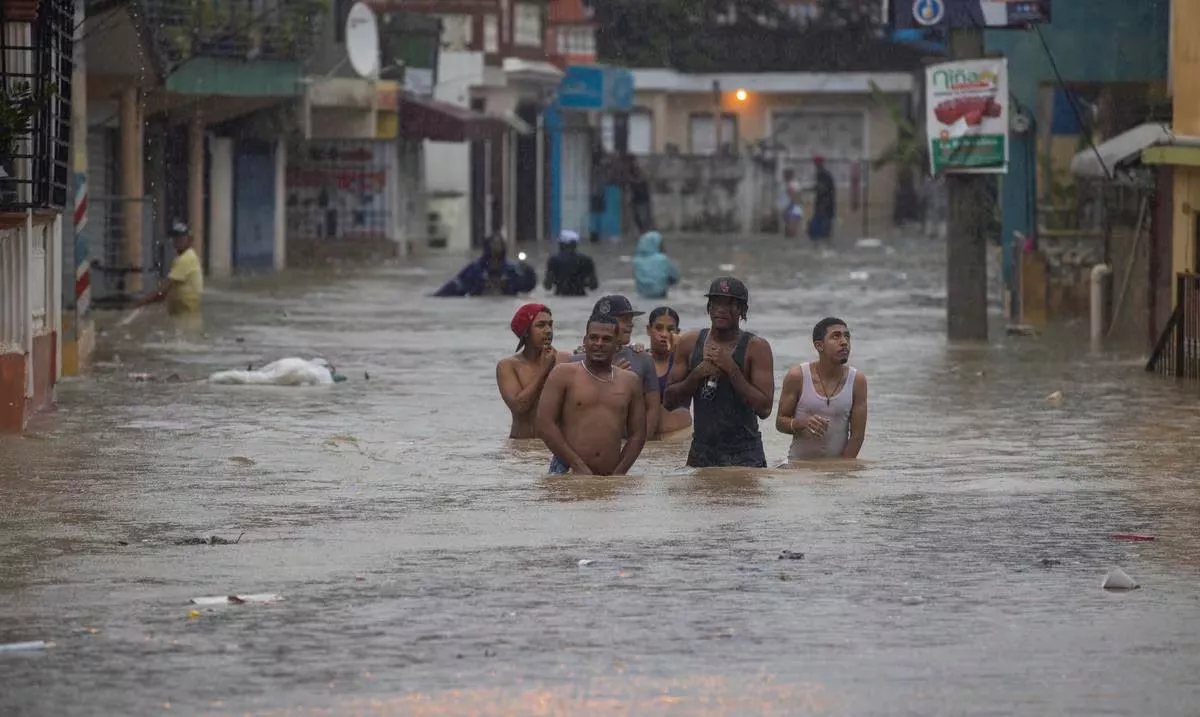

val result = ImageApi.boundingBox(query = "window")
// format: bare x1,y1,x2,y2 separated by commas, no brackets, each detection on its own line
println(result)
689,113,738,155
483,14,499,53
438,14,473,50
555,26,595,56
514,2,543,47
601,109,653,155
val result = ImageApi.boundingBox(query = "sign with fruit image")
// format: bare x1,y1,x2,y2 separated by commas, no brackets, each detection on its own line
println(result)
924,58,1009,174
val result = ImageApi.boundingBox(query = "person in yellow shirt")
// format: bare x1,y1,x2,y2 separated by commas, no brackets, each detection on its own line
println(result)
134,221,203,316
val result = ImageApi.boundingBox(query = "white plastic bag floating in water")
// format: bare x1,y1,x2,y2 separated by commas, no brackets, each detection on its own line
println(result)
208,358,339,386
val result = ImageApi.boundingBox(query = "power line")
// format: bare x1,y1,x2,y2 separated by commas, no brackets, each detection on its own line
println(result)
1033,23,1111,181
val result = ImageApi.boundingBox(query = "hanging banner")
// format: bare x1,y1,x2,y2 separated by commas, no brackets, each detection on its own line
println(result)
925,58,1009,174
888,0,1051,30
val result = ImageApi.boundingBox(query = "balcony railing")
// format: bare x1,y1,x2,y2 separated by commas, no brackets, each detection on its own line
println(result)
0,0,72,212
140,0,328,68
1146,273,1200,379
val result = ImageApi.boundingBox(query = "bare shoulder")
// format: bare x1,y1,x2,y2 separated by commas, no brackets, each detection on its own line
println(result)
676,330,701,350
853,369,868,387
616,367,641,391
548,362,577,381
496,354,518,375
748,334,774,353
555,350,574,362
783,364,805,383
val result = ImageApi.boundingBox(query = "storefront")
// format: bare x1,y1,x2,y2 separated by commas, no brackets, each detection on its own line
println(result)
545,65,634,240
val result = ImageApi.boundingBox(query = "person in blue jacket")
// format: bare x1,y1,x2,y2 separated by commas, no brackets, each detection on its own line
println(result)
433,234,537,297
632,231,680,300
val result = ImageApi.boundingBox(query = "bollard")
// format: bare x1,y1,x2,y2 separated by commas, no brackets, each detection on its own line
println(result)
1090,263,1112,344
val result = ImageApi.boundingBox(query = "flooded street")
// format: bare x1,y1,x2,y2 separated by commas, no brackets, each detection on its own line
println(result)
3,233,1200,716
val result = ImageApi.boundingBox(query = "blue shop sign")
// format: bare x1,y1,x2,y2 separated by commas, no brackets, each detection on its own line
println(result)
890,0,1049,30
557,65,635,112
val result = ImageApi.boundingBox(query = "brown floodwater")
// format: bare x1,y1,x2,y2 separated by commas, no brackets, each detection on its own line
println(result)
2,233,1200,716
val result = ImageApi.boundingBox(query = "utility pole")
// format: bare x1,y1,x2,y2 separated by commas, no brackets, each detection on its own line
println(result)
945,27,991,341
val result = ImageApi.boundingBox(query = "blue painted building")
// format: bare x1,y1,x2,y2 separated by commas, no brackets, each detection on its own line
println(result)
986,0,1171,309
546,65,635,241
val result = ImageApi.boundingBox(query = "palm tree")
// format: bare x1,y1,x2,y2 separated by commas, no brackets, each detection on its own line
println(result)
868,79,925,224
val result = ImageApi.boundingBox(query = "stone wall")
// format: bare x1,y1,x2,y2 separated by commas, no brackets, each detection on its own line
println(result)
637,153,894,237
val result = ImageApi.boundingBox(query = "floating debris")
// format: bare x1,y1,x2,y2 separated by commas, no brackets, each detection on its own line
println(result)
1040,558,1063,567
577,559,595,567
0,640,53,652
848,270,870,282
228,457,256,467
1102,568,1139,591
899,596,926,606
174,533,244,546
777,550,805,560
1112,534,1155,542
1046,390,1064,402
718,263,736,272
189,593,283,606
855,238,882,249
1006,324,1038,337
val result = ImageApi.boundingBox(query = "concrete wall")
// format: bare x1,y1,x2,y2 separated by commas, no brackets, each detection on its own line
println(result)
0,217,63,433
631,89,901,235
639,153,886,236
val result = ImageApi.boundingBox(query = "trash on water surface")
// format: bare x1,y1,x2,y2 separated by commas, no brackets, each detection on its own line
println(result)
577,559,595,567
1102,568,1139,591
1046,390,1064,402
1112,533,1155,542
0,640,53,652
189,593,283,606
848,271,870,282
778,550,804,560
718,263,736,272
174,533,244,546
855,238,882,249
899,596,926,606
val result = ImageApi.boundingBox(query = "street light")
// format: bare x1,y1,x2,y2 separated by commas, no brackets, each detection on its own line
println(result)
735,89,748,102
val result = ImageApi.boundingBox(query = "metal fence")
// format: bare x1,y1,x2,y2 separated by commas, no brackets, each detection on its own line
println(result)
1146,273,1200,379
86,196,160,308
0,0,73,211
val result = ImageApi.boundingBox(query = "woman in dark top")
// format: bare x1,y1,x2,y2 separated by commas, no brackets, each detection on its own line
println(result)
647,307,692,439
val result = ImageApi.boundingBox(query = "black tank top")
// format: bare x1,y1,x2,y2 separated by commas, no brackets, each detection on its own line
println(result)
686,329,767,468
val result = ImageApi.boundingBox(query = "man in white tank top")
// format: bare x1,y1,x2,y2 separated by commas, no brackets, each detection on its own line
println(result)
774,317,868,461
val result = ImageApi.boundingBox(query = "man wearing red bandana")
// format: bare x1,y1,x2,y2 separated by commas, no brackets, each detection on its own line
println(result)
496,303,573,439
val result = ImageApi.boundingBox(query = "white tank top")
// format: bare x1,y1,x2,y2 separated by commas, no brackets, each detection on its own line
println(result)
788,362,857,460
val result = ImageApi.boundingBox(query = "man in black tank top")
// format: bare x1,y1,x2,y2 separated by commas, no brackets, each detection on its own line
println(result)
663,277,776,467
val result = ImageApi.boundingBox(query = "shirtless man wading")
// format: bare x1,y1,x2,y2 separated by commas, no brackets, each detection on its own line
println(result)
537,315,647,475
496,303,573,439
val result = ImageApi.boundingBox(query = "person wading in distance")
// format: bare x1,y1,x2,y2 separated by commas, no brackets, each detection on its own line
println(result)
538,314,647,476
664,277,775,468
496,304,573,439
776,317,868,461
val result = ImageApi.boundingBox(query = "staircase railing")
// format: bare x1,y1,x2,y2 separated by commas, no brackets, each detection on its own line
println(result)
1146,272,1200,378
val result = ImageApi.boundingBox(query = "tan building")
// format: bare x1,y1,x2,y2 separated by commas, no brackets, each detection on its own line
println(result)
621,68,917,235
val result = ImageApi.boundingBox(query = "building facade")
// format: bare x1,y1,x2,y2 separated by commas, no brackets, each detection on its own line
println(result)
0,0,74,432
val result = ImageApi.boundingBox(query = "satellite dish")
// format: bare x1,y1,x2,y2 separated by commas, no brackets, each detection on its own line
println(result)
345,2,380,79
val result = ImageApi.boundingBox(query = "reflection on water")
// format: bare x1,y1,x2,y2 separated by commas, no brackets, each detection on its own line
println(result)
3,234,1200,716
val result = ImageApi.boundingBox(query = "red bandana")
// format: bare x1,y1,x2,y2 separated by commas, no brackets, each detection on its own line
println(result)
511,303,548,339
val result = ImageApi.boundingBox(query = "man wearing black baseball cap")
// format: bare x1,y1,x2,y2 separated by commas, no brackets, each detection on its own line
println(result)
663,276,775,467
570,294,662,440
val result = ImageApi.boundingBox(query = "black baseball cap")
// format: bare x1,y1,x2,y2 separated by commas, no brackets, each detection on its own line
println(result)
592,294,644,318
705,276,749,304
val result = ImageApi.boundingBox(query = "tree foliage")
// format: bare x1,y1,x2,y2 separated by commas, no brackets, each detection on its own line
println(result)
595,0,798,69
